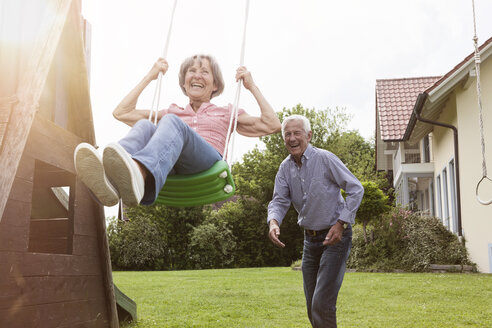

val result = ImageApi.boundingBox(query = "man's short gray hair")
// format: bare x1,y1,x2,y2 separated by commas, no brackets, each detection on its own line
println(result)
281,115,311,138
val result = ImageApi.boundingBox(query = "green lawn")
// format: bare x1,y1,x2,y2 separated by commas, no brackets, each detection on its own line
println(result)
113,268,492,328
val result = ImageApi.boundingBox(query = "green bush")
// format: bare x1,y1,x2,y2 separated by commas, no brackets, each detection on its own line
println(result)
107,216,165,270
188,221,237,269
211,199,304,268
400,214,471,271
344,181,390,243
107,205,208,270
348,207,474,272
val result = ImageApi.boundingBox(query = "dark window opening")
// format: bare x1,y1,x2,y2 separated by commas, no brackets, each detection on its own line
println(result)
29,160,74,254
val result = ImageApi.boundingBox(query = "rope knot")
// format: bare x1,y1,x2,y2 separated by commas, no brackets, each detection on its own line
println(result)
474,53,481,64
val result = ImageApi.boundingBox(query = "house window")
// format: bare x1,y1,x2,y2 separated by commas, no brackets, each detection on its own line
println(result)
436,175,442,219
423,189,429,215
442,168,450,229
408,177,418,212
429,180,435,216
28,160,74,255
449,159,458,234
407,176,433,214
396,180,404,205
404,141,420,164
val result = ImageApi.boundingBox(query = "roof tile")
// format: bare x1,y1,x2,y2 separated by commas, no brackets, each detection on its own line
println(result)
376,76,441,140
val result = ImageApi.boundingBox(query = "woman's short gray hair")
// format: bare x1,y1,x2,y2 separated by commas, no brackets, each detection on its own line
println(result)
178,54,224,99
281,115,311,138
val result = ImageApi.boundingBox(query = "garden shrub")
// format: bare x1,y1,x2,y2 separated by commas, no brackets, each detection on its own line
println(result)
121,205,207,270
188,221,237,269
348,207,474,272
107,215,165,270
209,199,303,268
350,181,390,243
400,214,472,271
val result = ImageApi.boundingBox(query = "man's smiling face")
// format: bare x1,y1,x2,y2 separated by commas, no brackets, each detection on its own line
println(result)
283,119,312,164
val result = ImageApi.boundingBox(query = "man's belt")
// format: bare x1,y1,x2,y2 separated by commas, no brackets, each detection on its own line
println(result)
304,228,331,236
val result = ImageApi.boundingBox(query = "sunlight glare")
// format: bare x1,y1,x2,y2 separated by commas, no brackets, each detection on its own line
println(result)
0,0,55,48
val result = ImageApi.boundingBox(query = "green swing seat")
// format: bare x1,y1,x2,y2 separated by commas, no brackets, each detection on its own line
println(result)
154,160,236,207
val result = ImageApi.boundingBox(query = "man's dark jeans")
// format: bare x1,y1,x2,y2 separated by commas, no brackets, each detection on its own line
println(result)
302,225,352,328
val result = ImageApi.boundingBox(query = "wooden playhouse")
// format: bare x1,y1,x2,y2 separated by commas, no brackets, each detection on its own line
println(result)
0,0,135,326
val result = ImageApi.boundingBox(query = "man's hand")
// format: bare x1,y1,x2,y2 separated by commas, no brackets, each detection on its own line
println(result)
268,220,285,248
323,222,344,246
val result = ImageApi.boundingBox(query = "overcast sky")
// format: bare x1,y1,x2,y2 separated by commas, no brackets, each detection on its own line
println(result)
81,0,492,216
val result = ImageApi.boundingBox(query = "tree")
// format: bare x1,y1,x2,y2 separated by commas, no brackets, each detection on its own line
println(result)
207,200,303,267
329,131,374,180
188,220,237,269
107,215,165,270
123,205,206,270
350,181,390,242
235,104,358,204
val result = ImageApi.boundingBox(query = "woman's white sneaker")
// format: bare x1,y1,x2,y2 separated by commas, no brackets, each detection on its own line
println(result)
74,143,119,207
103,142,145,207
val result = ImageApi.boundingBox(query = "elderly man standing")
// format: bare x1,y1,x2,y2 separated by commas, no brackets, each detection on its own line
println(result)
267,114,364,328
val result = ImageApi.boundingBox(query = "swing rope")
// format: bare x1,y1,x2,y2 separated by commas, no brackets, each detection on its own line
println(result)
148,0,178,124
148,0,250,164
223,0,250,163
144,0,251,207
471,0,492,205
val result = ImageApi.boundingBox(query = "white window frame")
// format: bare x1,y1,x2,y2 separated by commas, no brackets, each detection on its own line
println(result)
436,175,442,219
448,159,458,234
429,180,435,217
442,168,450,229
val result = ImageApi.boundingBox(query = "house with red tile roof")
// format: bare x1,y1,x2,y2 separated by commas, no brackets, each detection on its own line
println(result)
375,36,492,273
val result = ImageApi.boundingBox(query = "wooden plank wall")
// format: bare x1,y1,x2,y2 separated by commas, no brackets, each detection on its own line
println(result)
0,115,112,327
0,0,120,326
0,0,72,221
0,96,17,148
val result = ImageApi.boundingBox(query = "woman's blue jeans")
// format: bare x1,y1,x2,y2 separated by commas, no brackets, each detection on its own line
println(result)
118,115,222,205
302,225,352,328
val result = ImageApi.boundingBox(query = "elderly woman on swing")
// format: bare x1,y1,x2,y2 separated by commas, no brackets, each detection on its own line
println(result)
74,54,280,207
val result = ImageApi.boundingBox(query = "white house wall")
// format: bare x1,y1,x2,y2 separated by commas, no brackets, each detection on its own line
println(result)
431,95,458,229
454,57,492,273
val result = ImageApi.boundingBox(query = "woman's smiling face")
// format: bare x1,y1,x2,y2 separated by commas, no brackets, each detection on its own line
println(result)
183,58,217,103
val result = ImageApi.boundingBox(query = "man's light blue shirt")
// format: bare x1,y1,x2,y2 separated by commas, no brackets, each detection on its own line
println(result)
267,144,364,230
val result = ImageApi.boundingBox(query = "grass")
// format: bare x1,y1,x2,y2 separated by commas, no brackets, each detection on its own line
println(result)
113,268,492,328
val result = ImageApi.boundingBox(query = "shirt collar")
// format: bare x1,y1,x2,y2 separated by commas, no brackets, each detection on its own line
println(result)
185,102,214,113
289,144,313,163
303,144,314,159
